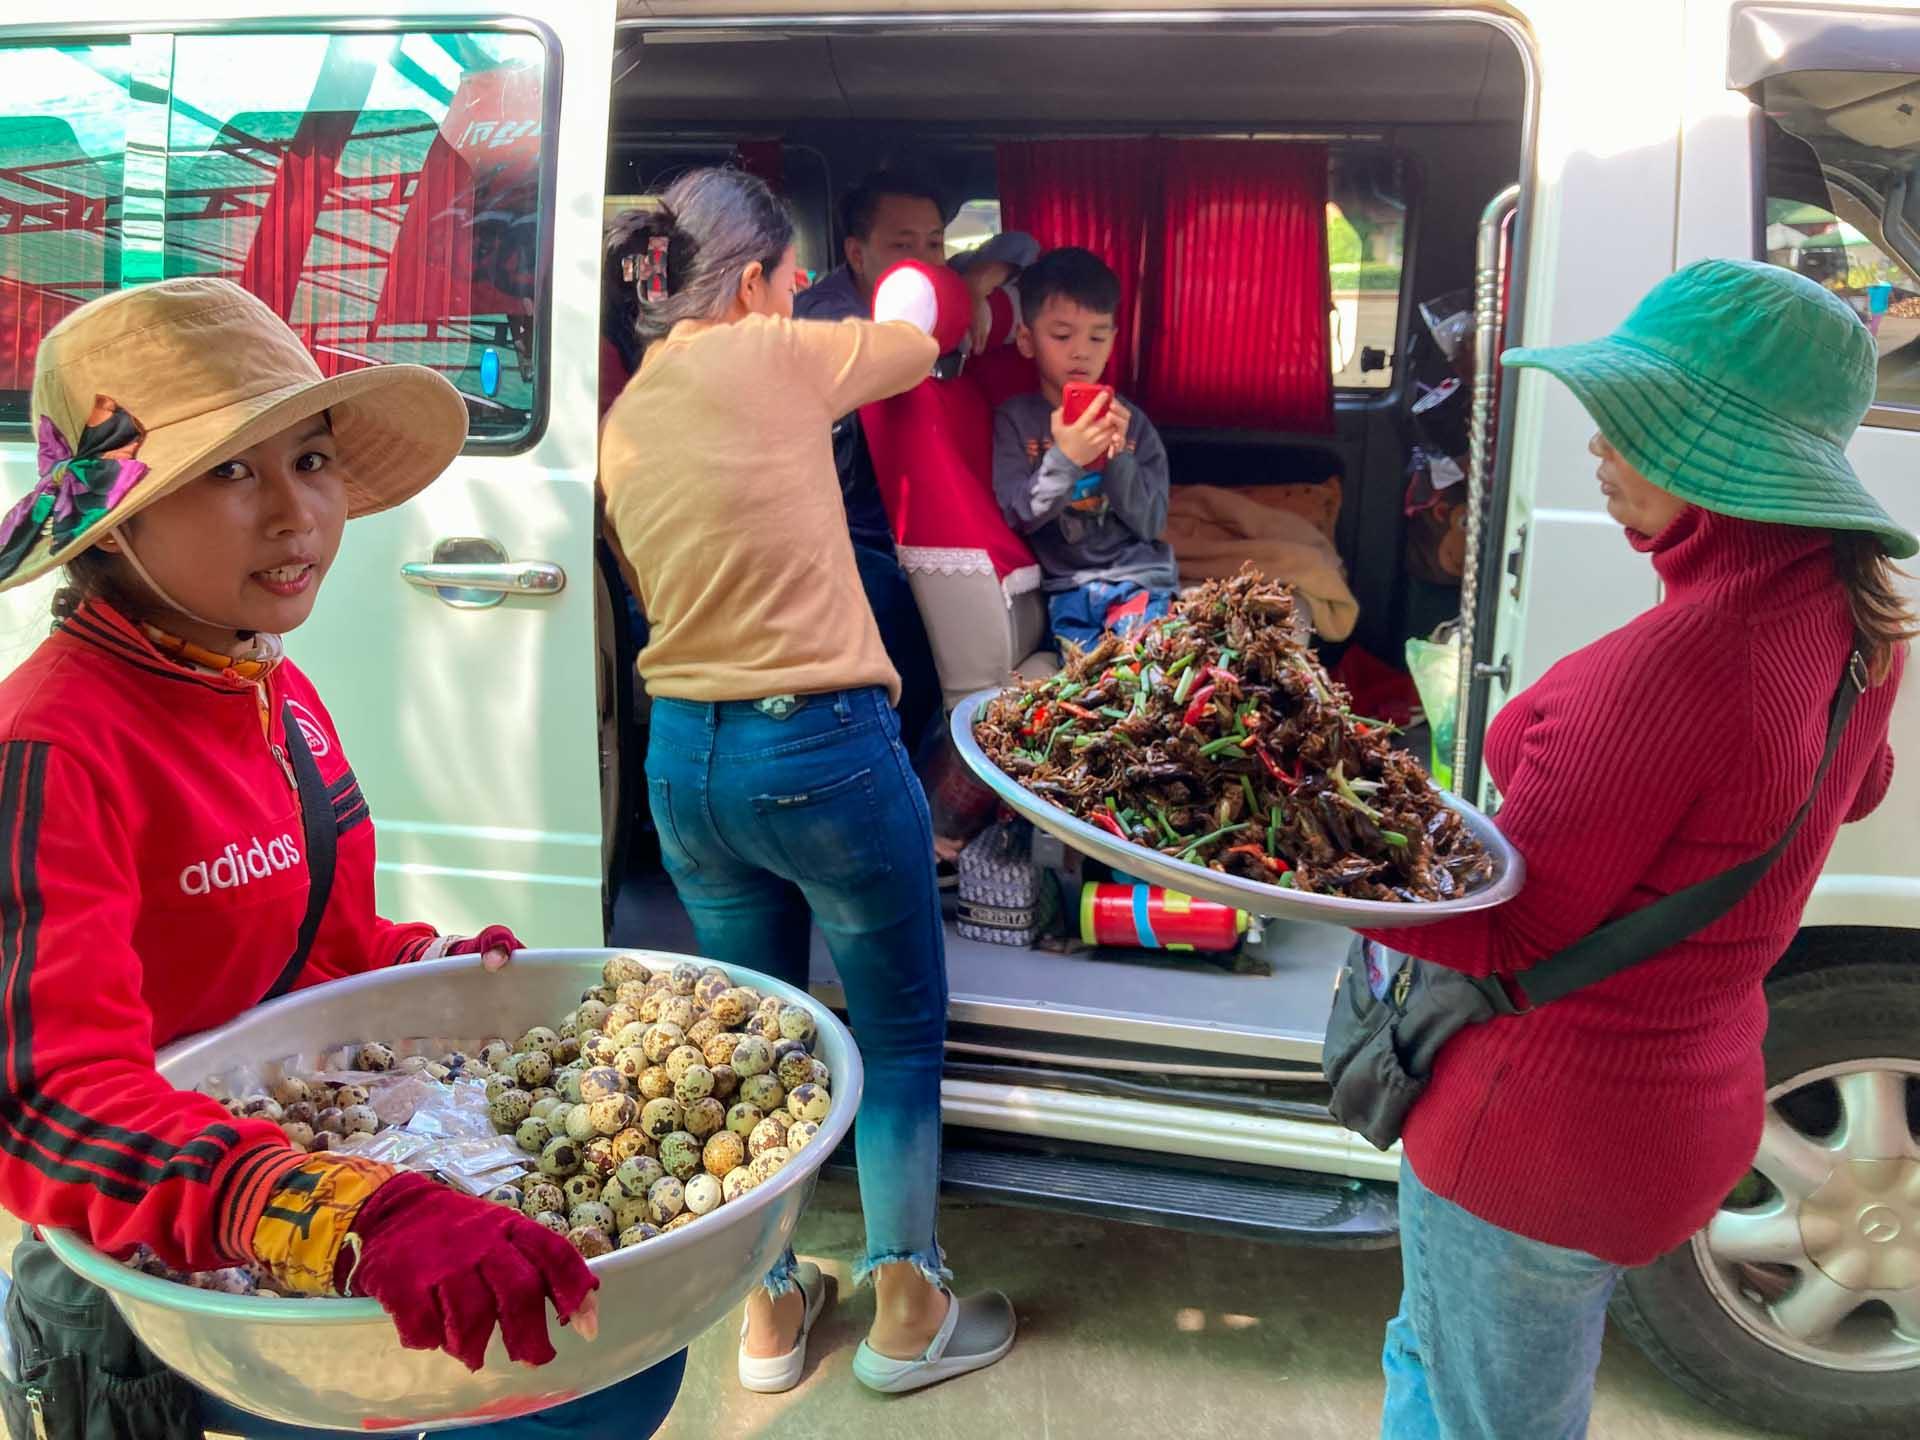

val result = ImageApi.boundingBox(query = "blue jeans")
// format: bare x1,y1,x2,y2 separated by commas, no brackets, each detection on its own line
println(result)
1382,1158,1621,1440
646,687,951,1295
196,1351,685,1439
1047,580,1173,653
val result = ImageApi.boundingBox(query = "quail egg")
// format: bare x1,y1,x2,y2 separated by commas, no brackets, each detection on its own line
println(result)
514,1117,553,1154
618,1223,663,1249
646,1176,685,1225
354,1042,396,1073
564,1104,598,1144
489,1088,533,1131
659,1131,702,1181
334,1083,372,1109
563,1172,604,1209
604,953,649,988
641,1024,686,1066
270,1076,312,1108
511,1050,554,1089
746,1148,791,1187
658,997,697,1033
521,1180,566,1217
579,1067,624,1104
538,1136,583,1177
607,1002,643,1034
702,1032,743,1070
282,1100,318,1128
730,1037,774,1079
242,1096,284,1123
683,1097,726,1141
787,1084,831,1123
702,1130,746,1178
683,1173,723,1216
748,1118,789,1159
640,1097,684,1140
694,972,731,1007
721,1167,755,1204
674,1065,715,1106
478,1039,513,1070
575,1000,612,1034
568,1226,613,1259
740,1074,785,1113
612,1194,651,1233
280,1121,315,1150
569,1200,616,1234
726,1102,765,1139
663,1046,705,1086
807,1058,832,1088
589,1094,636,1137
486,1184,523,1210
532,1211,569,1236
531,1095,568,1125
556,1068,587,1106
580,1034,620,1069
611,1127,654,1164
669,961,701,995
708,991,750,1028
616,1155,666,1197
314,1107,348,1137
776,1053,814,1093
709,1064,740,1102
518,1026,564,1060
787,1119,822,1151
485,1073,519,1104
581,1137,619,1179
614,1047,650,1083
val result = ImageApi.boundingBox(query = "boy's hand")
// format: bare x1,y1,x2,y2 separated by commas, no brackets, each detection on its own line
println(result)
1052,393,1123,470
1104,399,1134,460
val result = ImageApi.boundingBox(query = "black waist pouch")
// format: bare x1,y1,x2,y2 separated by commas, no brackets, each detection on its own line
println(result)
1324,936,1517,1150
0,1234,204,1440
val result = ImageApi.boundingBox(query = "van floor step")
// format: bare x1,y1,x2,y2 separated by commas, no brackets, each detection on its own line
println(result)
830,1144,1398,1248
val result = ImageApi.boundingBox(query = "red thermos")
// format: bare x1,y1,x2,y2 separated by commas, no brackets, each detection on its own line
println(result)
1079,884,1250,952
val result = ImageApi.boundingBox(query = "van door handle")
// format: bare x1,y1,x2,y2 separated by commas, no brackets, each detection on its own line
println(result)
401,561,565,595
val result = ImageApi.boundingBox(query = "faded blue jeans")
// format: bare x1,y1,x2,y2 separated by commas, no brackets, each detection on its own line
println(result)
646,686,950,1296
1382,1158,1622,1439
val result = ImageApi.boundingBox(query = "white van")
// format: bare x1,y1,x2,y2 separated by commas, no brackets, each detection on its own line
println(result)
1,2,1915,1432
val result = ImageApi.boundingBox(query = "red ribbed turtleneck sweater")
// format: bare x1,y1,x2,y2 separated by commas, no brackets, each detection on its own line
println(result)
1386,508,1901,1265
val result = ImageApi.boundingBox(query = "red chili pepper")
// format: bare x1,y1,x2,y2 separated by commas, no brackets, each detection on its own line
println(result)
1207,666,1239,686
1182,684,1217,728
1255,744,1285,782
1239,734,1258,749
1354,723,1371,738
1022,703,1052,735
1059,702,1098,721
1089,809,1128,839
1226,843,1290,873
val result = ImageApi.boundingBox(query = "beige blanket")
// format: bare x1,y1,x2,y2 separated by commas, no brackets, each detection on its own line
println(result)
1166,484,1359,641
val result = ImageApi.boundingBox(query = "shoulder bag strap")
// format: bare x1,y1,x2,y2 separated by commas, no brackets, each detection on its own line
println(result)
1516,642,1869,1009
258,704,339,1005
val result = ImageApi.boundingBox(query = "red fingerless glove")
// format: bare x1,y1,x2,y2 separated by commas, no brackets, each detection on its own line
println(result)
344,1172,598,1371
443,925,523,962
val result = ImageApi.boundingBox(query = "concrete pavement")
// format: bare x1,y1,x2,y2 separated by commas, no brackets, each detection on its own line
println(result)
656,1176,1764,1440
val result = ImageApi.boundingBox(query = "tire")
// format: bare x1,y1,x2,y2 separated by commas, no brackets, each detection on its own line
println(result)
1610,960,1920,1439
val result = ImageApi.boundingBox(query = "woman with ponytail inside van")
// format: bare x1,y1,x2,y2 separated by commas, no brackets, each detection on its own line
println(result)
599,167,1017,1396
0,278,685,1437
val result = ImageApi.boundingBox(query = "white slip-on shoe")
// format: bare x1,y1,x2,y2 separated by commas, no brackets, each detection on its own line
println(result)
737,1261,833,1395
851,1289,1016,1395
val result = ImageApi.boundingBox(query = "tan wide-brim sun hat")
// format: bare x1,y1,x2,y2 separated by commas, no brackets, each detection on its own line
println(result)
0,276,468,593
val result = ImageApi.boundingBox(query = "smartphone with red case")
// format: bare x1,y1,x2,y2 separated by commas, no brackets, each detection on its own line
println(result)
1062,381,1113,426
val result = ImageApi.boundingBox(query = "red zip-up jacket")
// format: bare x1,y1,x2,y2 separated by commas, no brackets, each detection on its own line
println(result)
0,601,439,1270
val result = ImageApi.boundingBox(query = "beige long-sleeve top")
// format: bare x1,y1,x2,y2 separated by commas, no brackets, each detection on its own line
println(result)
599,314,938,703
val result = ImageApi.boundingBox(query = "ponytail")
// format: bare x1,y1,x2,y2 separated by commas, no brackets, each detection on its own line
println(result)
1834,531,1918,684
608,169,795,361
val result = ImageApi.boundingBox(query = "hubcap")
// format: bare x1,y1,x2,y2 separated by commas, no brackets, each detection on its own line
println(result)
1693,1059,1920,1373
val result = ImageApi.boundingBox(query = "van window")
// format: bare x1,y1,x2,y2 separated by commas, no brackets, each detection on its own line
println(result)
947,199,1004,259
1758,81,1920,417
0,27,550,446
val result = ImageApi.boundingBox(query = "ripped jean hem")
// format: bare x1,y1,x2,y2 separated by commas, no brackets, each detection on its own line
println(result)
761,1250,800,1300
852,1244,952,1291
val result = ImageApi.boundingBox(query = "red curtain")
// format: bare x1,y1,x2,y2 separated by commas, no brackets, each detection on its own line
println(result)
1144,141,1331,431
996,140,1155,393
994,138,1333,433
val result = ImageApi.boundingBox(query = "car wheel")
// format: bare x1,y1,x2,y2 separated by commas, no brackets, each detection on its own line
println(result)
1610,960,1920,1438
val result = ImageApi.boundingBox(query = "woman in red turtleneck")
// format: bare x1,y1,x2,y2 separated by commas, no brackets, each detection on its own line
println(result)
1373,260,1916,1439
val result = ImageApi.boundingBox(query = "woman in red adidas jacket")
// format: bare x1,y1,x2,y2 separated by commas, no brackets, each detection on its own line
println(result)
0,278,682,1437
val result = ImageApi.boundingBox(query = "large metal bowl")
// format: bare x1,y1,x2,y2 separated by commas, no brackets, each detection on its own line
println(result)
41,950,861,1433
953,689,1523,928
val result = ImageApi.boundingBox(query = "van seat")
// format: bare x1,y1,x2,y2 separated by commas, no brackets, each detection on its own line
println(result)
859,353,1060,708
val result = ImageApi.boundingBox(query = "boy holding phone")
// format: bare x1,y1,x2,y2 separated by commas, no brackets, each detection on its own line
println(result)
991,247,1177,653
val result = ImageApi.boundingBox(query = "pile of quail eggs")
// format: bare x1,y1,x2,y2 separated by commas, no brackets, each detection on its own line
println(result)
478,956,833,1257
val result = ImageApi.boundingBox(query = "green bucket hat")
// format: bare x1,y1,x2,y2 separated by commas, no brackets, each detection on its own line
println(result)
1502,257,1917,559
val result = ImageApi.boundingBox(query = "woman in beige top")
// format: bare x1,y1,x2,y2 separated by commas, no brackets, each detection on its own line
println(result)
600,169,1015,1397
